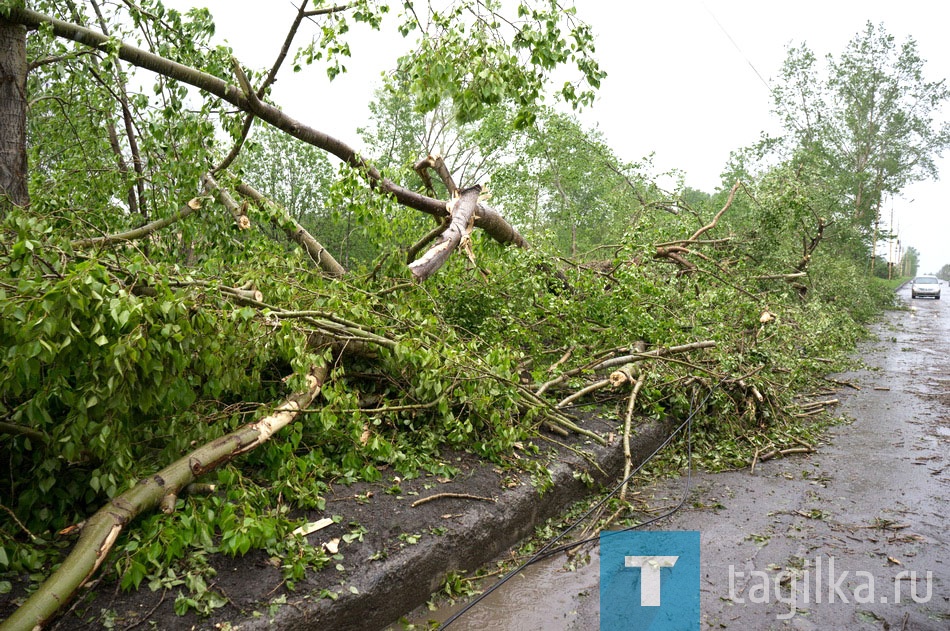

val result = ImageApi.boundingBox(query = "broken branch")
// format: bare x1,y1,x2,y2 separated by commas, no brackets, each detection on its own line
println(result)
236,181,346,277
411,493,495,508
409,186,481,281
3,364,328,631
70,198,203,249
620,371,647,501
201,173,249,230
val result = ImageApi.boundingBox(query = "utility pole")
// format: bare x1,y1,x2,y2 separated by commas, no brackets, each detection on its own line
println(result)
887,201,895,280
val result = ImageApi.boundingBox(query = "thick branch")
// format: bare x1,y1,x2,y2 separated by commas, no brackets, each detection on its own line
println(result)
620,370,647,501
0,420,49,445
653,181,740,272
755,272,807,281
303,5,351,17
406,215,451,264
689,180,740,242
0,18,29,209
796,217,826,272
201,173,249,229
594,341,718,371
652,245,698,273
236,182,346,277
536,341,717,396
70,198,202,249
3,8,527,251
1,365,328,631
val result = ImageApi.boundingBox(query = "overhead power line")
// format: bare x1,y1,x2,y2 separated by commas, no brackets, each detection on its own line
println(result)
702,2,773,94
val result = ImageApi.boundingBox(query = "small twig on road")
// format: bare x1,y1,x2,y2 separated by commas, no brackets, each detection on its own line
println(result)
798,399,839,410
537,434,606,476
788,435,815,451
825,377,861,390
758,446,814,462
120,589,168,631
750,446,764,474
793,399,838,417
751,446,814,471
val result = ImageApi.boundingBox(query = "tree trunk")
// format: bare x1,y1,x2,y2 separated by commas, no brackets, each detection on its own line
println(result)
0,19,29,211
2,7,528,261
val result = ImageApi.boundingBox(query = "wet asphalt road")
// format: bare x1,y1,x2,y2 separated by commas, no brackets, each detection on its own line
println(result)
407,283,950,630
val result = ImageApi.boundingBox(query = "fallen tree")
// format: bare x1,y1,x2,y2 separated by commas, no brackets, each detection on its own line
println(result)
1,364,328,631
2,5,529,280
0,2,901,629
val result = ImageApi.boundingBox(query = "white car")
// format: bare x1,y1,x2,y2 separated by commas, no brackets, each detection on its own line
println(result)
910,276,941,299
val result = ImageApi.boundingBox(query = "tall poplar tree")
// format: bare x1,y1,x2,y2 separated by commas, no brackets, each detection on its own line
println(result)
772,22,950,231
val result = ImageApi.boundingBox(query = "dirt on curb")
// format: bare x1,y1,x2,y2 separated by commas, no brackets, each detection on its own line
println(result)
1,411,679,630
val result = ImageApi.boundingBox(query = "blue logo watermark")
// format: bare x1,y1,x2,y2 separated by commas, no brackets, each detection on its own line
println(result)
600,530,700,630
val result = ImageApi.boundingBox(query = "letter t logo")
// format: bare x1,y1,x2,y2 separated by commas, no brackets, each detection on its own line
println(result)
625,556,679,606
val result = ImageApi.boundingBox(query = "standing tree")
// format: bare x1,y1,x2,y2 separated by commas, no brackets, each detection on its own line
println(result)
489,109,651,257
900,246,920,277
771,22,950,236
0,16,28,210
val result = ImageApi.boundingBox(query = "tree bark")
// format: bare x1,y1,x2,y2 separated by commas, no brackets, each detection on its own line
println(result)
0,19,29,211
0,365,328,631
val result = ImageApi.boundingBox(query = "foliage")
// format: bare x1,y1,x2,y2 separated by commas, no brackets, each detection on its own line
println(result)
488,109,651,256
0,1,924,625
900,246,920,277
236,128,391,267
769,22,950,258
237,126,336,222
362,84,518,196
391,0,604,127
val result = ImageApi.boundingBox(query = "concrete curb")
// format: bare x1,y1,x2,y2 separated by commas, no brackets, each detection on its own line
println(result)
251,416,677,630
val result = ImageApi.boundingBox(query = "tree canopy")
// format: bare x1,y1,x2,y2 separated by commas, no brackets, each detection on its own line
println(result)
770,22,950,230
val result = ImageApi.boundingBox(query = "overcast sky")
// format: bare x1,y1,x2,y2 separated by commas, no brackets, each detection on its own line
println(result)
165,0,949,274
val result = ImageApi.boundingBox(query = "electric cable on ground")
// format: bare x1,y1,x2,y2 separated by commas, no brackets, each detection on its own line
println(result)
437,380,721,630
